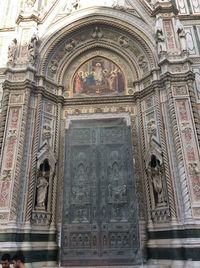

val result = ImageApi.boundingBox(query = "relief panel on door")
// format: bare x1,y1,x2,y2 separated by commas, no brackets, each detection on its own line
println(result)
61,118,141,266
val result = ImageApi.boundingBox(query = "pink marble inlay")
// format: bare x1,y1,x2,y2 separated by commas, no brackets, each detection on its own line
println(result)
186,145,196,161
182,127,192,143
192,175,200,201
177,101,189,121
5,139,16,169
164,21,175,50
0,181,10,207
10,109,20,129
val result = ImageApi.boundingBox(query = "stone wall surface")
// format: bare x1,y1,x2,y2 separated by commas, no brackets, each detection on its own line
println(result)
0,0,200,267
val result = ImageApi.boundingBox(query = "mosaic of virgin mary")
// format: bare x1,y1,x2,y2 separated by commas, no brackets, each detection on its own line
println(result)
73,57,125,96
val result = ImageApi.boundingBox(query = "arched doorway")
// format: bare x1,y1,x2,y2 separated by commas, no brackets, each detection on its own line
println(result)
61,115,141,266
38,12,157,266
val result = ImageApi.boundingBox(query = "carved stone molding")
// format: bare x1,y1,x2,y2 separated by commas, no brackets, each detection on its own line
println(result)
45,23,152,85
37,141,56,175
39,16,156,80
32,211,51,225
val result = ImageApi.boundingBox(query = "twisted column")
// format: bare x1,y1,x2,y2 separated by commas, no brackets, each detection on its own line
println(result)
136,99,152,222
25,93,42,222
165,82,192,219
51,102,62,224
57,119,65,224
0,89,10,158
188,81,200,146
154,88,177,219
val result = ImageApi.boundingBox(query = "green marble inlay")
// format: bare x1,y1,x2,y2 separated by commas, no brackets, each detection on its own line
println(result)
148,247,200,260
0,233,56,242
148,229,200,239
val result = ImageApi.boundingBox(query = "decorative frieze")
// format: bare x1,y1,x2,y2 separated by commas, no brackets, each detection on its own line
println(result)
64,105,135,117
9,93,24,104
32,211,51,225
172,85,188,96
43,100,56,115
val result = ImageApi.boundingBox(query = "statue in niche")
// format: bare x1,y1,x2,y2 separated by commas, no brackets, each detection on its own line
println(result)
155,17,166,55
7,38,17,64
36,170,49,209
176,19,187,52
149,155,165,206
28,33,39,65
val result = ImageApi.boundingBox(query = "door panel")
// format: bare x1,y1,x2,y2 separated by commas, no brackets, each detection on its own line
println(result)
61,118,141,266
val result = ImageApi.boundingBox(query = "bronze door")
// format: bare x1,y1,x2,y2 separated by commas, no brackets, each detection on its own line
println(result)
61,118,141,266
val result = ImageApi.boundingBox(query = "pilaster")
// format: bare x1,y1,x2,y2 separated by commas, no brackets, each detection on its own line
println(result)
0,78,32,224
153,0,200,221
25,92,42,223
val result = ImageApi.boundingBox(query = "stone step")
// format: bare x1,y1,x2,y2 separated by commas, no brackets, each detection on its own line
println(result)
58,266,167,268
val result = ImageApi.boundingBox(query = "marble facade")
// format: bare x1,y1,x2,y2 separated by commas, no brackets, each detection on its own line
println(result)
0,0,200,267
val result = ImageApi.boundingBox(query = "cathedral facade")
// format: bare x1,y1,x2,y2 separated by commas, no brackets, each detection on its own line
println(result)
0,0,200,267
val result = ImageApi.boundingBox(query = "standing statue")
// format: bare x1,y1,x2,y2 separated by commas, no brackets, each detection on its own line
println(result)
36,171,49,209
176,18,187,52
149,155,165,205
7,38,17,64
155,17,166,55
28,33,38,65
